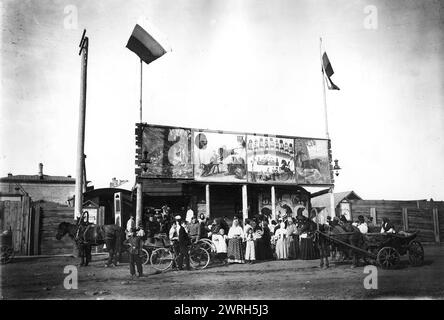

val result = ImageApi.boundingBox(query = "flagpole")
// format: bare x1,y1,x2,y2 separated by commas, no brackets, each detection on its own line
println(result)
139,58,143,123
320,37,336,219
320,37,329,140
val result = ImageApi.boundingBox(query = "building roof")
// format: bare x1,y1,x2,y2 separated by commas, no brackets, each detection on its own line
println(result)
0,174,75,184
311,190,362,209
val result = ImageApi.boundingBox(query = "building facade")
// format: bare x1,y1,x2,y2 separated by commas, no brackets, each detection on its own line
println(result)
134,123,334,224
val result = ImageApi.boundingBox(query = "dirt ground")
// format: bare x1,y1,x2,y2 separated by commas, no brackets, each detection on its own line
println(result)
1,244,443,300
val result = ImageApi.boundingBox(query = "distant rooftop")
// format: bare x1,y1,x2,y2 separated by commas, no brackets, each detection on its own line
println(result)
0,163,75,184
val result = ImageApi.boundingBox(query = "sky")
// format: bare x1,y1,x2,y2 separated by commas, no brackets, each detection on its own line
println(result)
1,0,443,200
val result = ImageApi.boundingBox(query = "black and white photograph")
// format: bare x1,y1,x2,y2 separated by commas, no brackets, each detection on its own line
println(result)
1,0,444,307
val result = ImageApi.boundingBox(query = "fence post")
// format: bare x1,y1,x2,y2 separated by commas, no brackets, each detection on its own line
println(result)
402,207,408,231
370,207,377,225
433,208,440,243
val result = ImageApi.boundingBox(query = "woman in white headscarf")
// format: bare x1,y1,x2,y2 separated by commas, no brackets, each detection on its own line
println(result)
275,222,288,260
227,218,245,263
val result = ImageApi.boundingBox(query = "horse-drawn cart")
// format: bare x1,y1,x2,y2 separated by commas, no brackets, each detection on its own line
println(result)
1,228,14,264
317,230,424,269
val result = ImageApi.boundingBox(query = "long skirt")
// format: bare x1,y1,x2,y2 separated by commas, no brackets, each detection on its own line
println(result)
287,235,300,259
275,238,288,260
299,236,320,260
227,238,245,263
255,239,273,260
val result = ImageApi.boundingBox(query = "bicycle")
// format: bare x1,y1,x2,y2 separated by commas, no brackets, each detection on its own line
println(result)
149,242,210,272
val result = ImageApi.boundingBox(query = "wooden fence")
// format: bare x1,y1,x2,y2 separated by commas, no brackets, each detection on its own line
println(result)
0,196,31,255
33,201,75,255
350,200,443,243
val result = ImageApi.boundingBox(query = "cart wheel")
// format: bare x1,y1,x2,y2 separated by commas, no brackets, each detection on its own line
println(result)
1,246,14,264
139,248,150,265
150,248,173,271
189,247,210,270
408,240,424,267
377,247,400,269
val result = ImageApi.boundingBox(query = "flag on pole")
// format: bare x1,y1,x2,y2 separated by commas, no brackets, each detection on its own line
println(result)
322,52,340,90
126,18,171,65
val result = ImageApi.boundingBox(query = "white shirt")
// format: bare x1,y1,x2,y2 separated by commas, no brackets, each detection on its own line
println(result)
186,209,194,223
228,225,244,239
357,222,368,234
126,218,135,232
212,234,227,253
169,224,178,240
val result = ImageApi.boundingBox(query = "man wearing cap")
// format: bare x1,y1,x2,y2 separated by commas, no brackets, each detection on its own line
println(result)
123,227,143,279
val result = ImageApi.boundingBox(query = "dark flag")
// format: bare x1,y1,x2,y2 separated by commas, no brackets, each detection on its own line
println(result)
126,21,169,64
322,52,340,90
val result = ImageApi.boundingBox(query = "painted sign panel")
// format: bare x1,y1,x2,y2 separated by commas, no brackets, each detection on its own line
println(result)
294,138,331,184
141,126,193,178
193,131,247,182
246,135,295,183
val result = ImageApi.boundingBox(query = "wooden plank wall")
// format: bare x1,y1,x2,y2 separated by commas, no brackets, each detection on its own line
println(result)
350,200,443,243
407,208,435,243
439,209,444,243
0,197,31,255
36,202,75,255
350,200,403,227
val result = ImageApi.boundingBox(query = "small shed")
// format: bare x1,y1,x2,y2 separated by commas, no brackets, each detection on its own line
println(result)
311,191,362,220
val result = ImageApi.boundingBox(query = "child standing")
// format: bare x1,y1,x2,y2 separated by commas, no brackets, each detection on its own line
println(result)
245,228,256,264
212,228,228,264
124,227,143,279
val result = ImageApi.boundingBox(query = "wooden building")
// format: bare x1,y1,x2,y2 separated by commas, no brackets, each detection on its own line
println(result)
134,123,334,223
0,163,76,255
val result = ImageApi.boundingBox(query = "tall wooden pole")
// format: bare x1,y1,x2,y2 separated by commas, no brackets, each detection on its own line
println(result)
320,37,336,218
140,58,143,123
75,31,88,220
135,59,144,227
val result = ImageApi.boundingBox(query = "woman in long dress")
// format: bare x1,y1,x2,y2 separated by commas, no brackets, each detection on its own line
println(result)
297,216,320,260
286,218,299,259
227,218,245,263
275,222,288,260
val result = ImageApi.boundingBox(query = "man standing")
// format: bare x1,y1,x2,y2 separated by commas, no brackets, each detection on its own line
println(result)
177,217,191,270
124,227,143,279
185,205,194,223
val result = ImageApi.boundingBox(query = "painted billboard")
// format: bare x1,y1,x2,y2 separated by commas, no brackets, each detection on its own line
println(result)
294,138,331,184
141,126,193,178
193,131,247,182
246,135,295,183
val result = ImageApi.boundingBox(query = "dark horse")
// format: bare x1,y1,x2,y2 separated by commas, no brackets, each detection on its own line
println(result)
56,221,125,267
297,218,365,268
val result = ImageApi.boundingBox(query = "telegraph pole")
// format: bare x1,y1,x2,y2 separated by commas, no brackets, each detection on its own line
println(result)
75,29,88,220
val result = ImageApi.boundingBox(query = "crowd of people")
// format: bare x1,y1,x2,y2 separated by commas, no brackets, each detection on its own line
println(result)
123,204,399,277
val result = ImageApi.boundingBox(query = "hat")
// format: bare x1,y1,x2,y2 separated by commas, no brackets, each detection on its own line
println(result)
174,215,182,220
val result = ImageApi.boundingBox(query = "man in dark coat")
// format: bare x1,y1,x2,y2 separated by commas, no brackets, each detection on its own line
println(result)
177,218,191,270
124,227,143,278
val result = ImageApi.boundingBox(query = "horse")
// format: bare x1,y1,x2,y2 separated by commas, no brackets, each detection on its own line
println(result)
328,222,366,267
56,221,125,267
294,150,322,172
297,218,366,268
